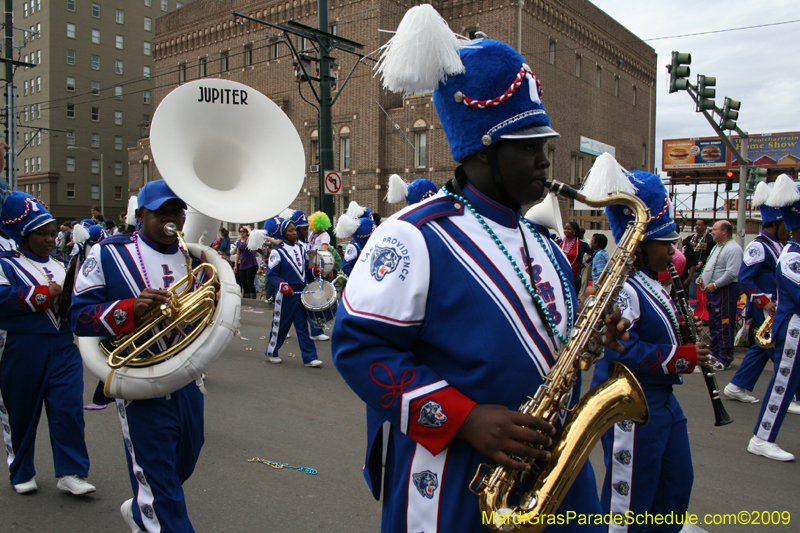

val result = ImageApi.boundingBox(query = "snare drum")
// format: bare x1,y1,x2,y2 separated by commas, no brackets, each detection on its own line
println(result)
300,280,339,327
307,250,335,276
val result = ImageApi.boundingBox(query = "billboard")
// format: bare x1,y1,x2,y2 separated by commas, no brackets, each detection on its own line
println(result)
663,131,800,171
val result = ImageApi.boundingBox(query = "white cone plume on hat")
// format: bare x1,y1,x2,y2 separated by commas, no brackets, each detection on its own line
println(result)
279,208,294,220
72,223,91,244
335,213,360,239
578,152,637,199
346,201,366,219
247,229,268,251
386,174,410,204
374,3,466,95
125,196,138,226
766,173,800,207
751,181,773,208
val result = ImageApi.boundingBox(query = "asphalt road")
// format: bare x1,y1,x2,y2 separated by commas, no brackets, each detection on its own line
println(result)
2,301,798,532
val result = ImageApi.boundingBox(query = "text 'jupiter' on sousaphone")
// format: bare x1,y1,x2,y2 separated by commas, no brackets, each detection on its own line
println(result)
79,79,306,400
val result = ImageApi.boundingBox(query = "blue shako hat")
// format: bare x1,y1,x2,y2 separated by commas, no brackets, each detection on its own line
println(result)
752,181,781,224
605,170,679,244
1,191,55,244
407,179,439,204
290,210,309,228
766,174,800,230
374,5,558,164
264,217,291,240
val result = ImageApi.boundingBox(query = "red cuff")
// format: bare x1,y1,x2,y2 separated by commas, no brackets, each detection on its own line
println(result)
30,285,50,311
668,345,698,374
407,387,477,456
280,283,292,295
751,294,771,309
106,299,136,335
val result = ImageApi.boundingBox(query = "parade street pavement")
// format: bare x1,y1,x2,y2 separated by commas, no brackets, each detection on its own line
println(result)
2,302,798,531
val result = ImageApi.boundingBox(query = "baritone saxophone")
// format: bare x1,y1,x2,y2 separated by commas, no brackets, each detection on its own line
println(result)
472,180,651,532
755,315,774,349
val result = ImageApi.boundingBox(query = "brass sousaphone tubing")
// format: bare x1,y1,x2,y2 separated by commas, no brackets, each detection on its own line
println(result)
101,223,219,368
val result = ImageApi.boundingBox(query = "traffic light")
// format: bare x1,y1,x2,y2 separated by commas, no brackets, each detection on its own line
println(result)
720,97,741,130
750,166,768,183
668,52,691,93
696,75,716,111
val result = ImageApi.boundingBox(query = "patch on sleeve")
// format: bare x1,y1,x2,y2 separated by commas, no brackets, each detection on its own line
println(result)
344,244,358,262
417,400,448,428
82,256,99,277
370,246,401,281
743,243,765,266
268,250,281,269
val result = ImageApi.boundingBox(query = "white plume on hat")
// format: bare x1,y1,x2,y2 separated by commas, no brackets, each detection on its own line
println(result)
386,174,410,204
346,201,366,219
752,181,773,208
335,213,360,239
279,208,294,220
247,229,268,251
766,173,800,207
579,152,637,199
125,196,138,226
72,223,90,244
374,3,466,95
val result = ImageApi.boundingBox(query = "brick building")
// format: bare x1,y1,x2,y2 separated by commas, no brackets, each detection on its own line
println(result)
135,0,657,230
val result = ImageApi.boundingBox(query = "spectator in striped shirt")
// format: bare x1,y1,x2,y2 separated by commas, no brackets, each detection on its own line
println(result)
590,233,610,286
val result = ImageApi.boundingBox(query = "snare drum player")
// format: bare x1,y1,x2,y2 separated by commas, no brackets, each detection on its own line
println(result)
0,191,95,496
589,169,711,532
287,209,330,341
69,180,208,532
264,217,323,367
333,6,614,531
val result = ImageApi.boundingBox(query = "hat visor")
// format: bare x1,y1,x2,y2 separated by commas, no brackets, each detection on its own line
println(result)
30,217,55,234
650,229,681,241
140,196,188,211
499,125,560,140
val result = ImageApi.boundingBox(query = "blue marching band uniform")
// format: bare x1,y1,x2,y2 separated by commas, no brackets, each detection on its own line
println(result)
69,181,206,532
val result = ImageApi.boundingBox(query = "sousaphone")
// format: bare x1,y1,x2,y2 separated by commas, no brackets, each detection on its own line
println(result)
79,79,305,399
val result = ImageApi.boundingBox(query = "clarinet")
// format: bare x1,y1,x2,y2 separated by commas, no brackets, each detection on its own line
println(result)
668,262,733,426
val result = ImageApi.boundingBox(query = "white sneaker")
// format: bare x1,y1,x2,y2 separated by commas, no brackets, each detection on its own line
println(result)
56,474,96,495
787,400,800,415
724,384,759,403
268,357,282,364
13,477,37,494
711,361,727,372
747,436,795,461
121,498,146,533
304,360,323,367
310,334,330,341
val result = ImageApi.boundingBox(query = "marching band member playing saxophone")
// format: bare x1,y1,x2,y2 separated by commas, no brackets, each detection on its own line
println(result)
0,190,95,496
333,6,626,531
69,181,209,532
590,170,711,532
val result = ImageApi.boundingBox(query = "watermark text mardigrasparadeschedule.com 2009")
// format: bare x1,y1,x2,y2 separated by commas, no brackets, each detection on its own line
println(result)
482,510,792,527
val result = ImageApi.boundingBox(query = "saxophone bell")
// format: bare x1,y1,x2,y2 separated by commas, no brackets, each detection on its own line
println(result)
755,315,775,348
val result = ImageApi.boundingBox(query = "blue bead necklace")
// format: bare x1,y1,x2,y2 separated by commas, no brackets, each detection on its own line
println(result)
443,189,574,344
634,269,683,345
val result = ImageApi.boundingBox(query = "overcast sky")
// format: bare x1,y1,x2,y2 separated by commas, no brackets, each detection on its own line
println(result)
589,0,800,209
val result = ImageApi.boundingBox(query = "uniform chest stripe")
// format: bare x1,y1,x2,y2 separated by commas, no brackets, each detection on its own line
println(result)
630,278,677,346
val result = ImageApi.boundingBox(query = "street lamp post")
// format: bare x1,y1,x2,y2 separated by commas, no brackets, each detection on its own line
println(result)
68,146,103,216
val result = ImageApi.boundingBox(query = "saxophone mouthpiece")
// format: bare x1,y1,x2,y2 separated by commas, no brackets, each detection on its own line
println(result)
164,223,178,236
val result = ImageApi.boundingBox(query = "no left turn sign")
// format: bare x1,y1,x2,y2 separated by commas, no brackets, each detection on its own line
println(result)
324,170,342,195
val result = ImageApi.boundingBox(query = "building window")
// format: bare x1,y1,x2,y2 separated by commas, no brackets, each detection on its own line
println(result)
220,51,228,72
115,186,123,201
244,44,253,67
36,50,40,64
36,103,41,118
614,76,620,97
23,107,28,121
92,55,100,69
66,130,75,145
23,80,28,96
144,17,152,31
143,90,151,104
91,81,100,95
116,9,124,24
310,130,319,165
339,126,351,171
91,133,100,147
37,157,41,171
596,66,602,88
66,104,75,118
199,57,207,77
115,86,123,99
91,159,100,174
144,42,151,56
143,161,150,183
67,0,75,11
269,42,280,60
67,183,75,198
330,23,337,35
115,111,123,125
115,60,123,74
569,154,584,186
24,2,27,17
642,143,647,167
67,23,76,39
142,114,150,125
115,136,123,150
145,0,152,6
143,66,151,79
179,63,186,83
66,157,76,172
36,77,40,92
549,40,556,65
66,76,75,91
415,131,427,168
91,184,100,200
116,35,124,49
632,85,637,106
161,0,168,11
67,49,75,65
91,107,100,121
575,54,581,78
92,29,100,44
547,148,556,181
115,161,123,175
24,160,28,173
92,3,100,17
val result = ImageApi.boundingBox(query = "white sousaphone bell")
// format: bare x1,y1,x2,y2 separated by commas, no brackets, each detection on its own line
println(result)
79,79,306,400
524,192,564,240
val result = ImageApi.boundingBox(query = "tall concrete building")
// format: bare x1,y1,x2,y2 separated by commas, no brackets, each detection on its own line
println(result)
136,0,656,230
11,0,196,222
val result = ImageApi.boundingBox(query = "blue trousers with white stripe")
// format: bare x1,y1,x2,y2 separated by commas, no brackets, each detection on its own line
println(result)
117,383,204,533
600,387,693,533
265,289,318,364
0,331,90,485
754,315,800,443
731,310,773,392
